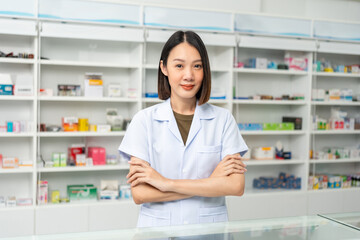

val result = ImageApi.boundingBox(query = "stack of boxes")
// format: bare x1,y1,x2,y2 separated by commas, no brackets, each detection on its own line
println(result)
253,172,301,190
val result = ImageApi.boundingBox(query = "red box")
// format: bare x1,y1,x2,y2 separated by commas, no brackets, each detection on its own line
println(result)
88,147,106,165
68,144,85,165
0,154,2,168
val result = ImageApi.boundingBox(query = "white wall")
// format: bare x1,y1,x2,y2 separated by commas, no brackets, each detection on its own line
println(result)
98,0,360,23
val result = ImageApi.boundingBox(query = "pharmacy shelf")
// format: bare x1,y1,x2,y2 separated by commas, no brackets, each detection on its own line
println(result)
307,188,359,194
244,159,305,166
233,68,308,76
0,58,35,64
233,100,306,105
208,99,228,104
313,72,360,78
39,96,139,103
309,158,360,164
40,60,139,69
245,188,303,196
0,96,35,101
0,168,33,174
0,132,34,137
37,131,126,137
0,206,34,212
311,130,360,135
37,164,129,173
311,101,360,106
240,130,306,136
142,98,163,103
36,199,134,209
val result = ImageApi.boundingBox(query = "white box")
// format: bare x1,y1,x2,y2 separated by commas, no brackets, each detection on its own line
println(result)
256,58,267,69
84,79,103,98
97,125,111,132
252,147,274,160
108,84,122,97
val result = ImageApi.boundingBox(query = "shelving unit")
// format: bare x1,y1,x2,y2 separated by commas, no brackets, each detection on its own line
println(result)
0,5,359,238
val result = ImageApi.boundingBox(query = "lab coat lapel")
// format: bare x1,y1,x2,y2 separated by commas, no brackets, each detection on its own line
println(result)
154,99,183,144
186,102,215,147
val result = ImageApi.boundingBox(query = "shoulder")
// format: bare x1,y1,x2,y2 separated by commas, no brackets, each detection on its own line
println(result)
204,103,232,120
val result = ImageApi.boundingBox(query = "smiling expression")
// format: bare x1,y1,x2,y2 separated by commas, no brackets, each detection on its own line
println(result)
160,42,204,103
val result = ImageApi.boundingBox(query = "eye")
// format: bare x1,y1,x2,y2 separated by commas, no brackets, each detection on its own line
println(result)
194,64,202,69
175,64,183,68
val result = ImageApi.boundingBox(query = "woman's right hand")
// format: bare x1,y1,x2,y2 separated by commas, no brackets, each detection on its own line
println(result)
210,154,247,178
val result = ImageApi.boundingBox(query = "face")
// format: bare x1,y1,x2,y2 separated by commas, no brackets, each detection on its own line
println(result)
160,42,204,103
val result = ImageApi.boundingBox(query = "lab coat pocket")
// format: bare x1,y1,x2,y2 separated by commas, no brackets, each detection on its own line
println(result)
199,205,228,224
196,145,221,179
137,206,171,227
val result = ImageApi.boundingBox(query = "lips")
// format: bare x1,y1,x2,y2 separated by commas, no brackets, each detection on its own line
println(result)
181,84,194,90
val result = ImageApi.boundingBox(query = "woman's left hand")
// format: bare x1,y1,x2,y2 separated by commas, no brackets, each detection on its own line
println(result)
127,158,170,192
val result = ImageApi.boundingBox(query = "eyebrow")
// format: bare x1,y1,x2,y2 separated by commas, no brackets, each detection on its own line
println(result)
172,58,202,63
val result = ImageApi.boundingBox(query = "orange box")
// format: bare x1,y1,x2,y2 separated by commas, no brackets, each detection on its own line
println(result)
62,117,78,132
2,157,19,168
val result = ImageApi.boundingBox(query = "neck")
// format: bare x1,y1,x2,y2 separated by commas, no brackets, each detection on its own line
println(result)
170,95,196,115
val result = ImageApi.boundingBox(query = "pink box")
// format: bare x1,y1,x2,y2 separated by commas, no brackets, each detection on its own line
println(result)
87,147,106,165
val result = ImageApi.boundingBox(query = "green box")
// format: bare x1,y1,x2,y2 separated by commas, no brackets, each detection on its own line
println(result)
263,123,280,131
60,153,67,167
67,184,97,202
52,153,60,167
279,122,295,130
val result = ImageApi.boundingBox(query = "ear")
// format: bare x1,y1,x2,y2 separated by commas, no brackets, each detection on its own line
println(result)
160,60,168,77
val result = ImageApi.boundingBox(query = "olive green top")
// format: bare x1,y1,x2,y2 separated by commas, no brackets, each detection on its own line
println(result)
173,111,194,145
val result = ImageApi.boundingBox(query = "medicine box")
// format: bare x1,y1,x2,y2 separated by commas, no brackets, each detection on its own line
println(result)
88,147,106,165
283,117,302,130
0,85,13,95
108,84,122,97
52,153,60,167
278,122,295,131
84,79,103,98
6,196,16,207
37,180,48,204
17,198,32,206
252,147,274,160
246,58,267,69
2,157,19,168
238,123,263,131
68,144,85,165
67,184,97,202
62,117,78,132
263,123,279,131
60,153,67,167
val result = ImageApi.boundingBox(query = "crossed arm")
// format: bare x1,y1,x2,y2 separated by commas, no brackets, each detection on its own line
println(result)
127,154,247,205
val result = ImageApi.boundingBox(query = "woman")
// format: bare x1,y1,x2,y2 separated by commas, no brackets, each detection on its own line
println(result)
119,30,248,228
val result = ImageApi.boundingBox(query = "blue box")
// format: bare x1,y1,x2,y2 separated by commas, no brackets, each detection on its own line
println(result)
0,85,13,95
238,123,263,131
145,92,158,98
7,122,13,132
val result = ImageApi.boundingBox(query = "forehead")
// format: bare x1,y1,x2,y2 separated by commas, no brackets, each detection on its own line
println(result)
168,42,201,59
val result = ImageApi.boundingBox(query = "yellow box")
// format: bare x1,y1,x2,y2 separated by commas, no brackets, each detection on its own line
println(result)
78,118,89,131
51,190,60,204
90,124,97,132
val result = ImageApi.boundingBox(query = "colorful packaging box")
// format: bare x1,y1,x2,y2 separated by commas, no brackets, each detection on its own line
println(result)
38,180,48,205
62,117,78,132
263,123,279,131
67,184,97,202
88,147,106,165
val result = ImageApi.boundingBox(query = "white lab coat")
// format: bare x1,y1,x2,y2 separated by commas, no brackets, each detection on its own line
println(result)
119,98,248,228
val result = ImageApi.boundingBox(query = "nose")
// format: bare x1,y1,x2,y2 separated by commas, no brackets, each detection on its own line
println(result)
183,67,194,81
